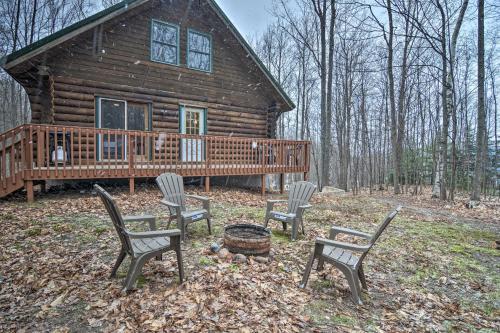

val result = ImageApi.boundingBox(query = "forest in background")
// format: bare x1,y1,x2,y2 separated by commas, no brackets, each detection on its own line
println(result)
0,0,498,202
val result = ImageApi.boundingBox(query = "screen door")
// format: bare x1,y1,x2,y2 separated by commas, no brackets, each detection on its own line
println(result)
99,99,126,160
180,107,205,162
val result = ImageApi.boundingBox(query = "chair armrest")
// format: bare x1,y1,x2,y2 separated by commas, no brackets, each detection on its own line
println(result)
315,237,370,253
266,199,287,211
127,229,181,239
123,215,156,231
186,194,209,202
267,199,287,204
329,226,372,240
160,199,181,209
186,195,210,211
296,204,312,218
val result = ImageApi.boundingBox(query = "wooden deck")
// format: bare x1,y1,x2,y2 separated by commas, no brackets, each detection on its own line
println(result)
1,124,310,201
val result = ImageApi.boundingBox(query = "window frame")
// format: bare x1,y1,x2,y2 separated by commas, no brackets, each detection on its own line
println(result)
95,97,153,161
187,28,212,73
150,19,180,66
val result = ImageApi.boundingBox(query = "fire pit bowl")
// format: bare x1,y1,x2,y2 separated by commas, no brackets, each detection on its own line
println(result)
224,224,271,256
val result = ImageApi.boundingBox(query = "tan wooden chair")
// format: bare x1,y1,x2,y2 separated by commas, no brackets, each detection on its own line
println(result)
94,185,184,291
156,173,211,241
300,206,401,304
264,181,316,240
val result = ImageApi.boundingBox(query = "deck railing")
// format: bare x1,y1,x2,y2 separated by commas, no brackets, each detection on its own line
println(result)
1,124,310,188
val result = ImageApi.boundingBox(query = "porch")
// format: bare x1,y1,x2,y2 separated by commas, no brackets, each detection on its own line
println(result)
0,124,310,201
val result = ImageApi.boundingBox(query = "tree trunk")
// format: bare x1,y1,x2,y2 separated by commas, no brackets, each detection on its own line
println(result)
470,0,486,202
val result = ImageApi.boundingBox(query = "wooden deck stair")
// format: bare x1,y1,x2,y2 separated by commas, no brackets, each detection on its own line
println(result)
1,125,26,198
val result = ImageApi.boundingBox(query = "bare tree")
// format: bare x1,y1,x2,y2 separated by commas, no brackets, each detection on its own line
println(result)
470,0,486,203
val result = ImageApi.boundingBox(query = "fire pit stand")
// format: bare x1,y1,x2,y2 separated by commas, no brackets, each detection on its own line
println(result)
224,224,271,256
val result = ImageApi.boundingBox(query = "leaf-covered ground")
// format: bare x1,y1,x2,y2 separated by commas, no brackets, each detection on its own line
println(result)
0,184,498,332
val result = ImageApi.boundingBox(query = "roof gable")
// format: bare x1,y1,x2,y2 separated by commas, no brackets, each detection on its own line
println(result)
0,0,294,111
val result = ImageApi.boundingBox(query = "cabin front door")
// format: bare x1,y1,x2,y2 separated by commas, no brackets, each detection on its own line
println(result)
180,106,206,162
97,98,150,161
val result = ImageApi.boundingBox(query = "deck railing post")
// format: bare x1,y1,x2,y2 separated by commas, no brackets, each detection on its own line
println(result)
128,133,135,178
23,126,32,176
206,137,211,174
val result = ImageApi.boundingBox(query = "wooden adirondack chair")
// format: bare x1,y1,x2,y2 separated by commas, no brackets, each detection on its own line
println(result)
94,185,184,291
156,173,211,241
264,181,316,241
299,206,402,304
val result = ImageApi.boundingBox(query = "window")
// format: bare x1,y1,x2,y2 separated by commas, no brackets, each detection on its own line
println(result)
187,29,212,72
151,20,179,65
96,97,152,161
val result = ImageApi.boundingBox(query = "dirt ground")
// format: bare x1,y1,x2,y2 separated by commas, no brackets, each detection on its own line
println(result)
0,184,498,332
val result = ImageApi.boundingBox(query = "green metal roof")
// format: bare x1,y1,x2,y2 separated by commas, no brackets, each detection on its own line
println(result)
1,0,295,111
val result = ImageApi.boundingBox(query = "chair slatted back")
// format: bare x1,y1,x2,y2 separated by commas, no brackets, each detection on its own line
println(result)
156,173,186,212
94,184,133,254
287,181,316,214
356,206,401,267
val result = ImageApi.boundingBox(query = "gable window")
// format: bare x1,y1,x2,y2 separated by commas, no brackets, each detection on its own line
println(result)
187,29,212,72
151,20,179,65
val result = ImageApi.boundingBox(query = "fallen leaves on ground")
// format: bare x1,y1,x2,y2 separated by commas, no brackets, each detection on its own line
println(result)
0,183,498,332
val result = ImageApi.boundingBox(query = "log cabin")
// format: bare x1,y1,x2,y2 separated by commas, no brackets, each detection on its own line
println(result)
0,0,310,202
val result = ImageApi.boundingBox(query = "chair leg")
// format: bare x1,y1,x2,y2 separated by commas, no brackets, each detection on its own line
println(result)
179,219,186,241
301,218,306,235
206,218,212,235
282,222,287,231
338,265,363,305
110,250,126,278
264,218,270,228
358,264,368,290
123,256,147,291
291,220,298,241
299,251,316,288
166,216,173,229
175,244,185,283
317,257,325,271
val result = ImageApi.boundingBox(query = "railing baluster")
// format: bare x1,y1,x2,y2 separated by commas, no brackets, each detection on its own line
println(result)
78,129,82,177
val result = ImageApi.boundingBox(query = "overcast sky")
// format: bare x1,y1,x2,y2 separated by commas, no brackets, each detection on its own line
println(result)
214,0,275,39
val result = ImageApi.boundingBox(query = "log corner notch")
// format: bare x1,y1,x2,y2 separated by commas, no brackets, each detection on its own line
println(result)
267,102,281,138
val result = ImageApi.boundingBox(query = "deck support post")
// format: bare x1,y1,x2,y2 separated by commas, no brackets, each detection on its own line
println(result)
303,172,308,181
26,180,34,203
204,176,210,192
129,178,135,194
280,173,285,194
261,174,266,196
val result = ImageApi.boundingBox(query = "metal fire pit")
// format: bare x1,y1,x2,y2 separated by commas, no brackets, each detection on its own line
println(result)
224,224,271,256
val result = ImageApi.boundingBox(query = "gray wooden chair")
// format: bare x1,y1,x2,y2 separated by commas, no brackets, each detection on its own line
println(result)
156,173,211,241
94,184,184,291
299,206,402,304
264,181,316,241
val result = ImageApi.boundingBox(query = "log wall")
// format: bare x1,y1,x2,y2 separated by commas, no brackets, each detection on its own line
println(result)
12,0,283,138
